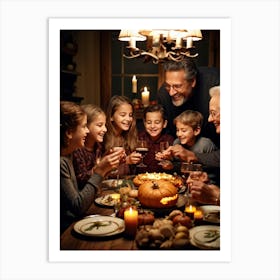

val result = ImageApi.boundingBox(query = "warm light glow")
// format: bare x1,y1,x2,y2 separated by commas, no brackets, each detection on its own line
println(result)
118,29,203,64
141,86,150,107
160,194,178,205
132,75,137,93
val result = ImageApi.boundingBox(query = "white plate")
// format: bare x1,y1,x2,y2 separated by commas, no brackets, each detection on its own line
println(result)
74,216,125,237
189,225,220,249
95,194,120,207
198,205,220,223
101,179,123,188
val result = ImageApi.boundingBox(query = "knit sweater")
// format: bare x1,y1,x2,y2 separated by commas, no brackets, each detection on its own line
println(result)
60,155,103,233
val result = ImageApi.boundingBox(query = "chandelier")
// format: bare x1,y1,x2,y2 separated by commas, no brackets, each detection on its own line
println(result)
118,29,202,64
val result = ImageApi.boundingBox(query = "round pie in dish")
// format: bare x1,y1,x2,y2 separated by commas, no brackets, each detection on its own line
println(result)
133,172,183,187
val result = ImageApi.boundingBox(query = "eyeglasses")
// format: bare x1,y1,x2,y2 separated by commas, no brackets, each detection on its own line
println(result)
164,83,185,92
209,110,219,118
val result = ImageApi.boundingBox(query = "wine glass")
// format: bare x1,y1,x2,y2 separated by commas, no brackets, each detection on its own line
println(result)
180,162,194,199
136,139,148,167
158,141,171,166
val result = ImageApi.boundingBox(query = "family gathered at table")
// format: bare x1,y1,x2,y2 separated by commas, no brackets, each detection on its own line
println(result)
60,58,221,250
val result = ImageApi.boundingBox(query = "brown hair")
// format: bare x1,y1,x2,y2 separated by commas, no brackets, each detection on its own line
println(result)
104,95,138,152
60,101,86,148
81,104,106,125
143,104,165,121
174,110,203,130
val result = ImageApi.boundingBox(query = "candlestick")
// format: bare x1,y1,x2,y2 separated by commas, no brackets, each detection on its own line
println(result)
141,86,150,107
124,207,138,238
185,205,196,220
132,75,137,93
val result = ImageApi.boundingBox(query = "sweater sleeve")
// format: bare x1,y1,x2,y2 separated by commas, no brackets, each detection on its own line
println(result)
60,157,103,216
195,149,220,168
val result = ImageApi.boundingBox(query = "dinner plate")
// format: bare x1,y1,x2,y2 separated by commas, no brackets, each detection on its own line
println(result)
95,194,120,207
198,205,220,224
74,216,125,237
189,225,220,249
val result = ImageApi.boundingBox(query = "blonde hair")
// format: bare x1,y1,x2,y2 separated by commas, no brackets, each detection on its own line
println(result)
174,110,203,130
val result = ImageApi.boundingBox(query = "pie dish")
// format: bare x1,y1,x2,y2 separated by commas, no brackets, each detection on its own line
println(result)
133,172,183,187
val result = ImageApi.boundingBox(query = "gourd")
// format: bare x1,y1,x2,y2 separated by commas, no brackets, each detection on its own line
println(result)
138,180,178,208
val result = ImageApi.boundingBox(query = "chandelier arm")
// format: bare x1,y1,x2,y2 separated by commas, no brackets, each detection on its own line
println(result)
140,51,159,62
179,51,199,58
123,53,142,59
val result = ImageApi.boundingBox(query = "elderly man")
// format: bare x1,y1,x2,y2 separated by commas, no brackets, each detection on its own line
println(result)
157,58,220,145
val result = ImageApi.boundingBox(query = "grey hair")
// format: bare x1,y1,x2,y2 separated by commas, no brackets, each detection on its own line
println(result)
163,58,198,81
209,86,220,97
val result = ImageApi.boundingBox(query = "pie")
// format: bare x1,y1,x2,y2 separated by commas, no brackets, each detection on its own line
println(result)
133,172,183,187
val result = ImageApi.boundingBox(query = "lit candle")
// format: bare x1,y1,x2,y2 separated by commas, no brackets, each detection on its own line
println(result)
194,210,203,220
124,207,138,238
185,205,197,220
132,75,137,93
141,86,150,107
111,193,120,200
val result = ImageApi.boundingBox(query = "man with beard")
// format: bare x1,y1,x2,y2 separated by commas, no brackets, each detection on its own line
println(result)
157,58,220,146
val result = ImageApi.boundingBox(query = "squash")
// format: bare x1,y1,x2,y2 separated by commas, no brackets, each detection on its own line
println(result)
138,180,178,208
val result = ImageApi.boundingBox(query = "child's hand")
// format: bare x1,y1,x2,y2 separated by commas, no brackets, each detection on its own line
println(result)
126,151,142,165
159,160,174,170
155,151,172,161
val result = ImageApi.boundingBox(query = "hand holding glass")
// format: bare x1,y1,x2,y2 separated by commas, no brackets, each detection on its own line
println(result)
136,139,148,167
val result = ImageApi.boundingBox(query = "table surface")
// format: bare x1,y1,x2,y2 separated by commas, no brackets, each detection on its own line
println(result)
60,187,219,251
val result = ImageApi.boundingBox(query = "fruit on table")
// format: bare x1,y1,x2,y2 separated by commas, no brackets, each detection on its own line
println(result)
172,214,193,229
138,212,155,226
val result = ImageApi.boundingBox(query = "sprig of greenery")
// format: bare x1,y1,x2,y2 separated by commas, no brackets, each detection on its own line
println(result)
84,221,112,231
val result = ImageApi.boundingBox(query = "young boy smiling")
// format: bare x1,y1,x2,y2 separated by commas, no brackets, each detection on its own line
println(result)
137,104,174,173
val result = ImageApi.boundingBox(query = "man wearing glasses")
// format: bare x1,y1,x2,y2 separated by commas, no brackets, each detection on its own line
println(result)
157,58,219,145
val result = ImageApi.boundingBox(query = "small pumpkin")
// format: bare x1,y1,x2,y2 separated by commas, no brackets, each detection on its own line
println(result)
138,212,155,225
138,180,178,208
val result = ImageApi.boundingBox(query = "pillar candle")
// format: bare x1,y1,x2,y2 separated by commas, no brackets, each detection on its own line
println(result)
194,210,203,220
141,86,150,107
132,75,137,93
124,207,138,237
185,205,196,219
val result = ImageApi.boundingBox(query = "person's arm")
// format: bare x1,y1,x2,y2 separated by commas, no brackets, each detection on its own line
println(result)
60,158,103,216
72,149,94,188
195,150,220,168
190,181,220,205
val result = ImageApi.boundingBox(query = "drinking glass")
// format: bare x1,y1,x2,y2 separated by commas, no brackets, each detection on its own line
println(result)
136,139,148,167
158,141,171,166
180,162,194,199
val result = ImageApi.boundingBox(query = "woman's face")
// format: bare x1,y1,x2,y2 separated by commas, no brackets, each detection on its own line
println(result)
111,103,133,134
87,113,107,143
69,115,89,149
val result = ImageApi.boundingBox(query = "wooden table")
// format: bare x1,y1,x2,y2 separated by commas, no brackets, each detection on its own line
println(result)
60,189,140,250
60,189,218,250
